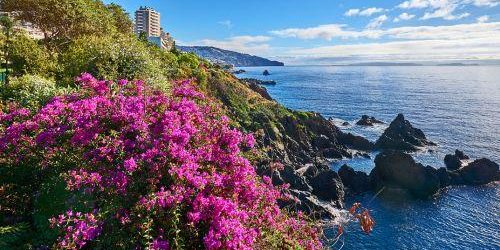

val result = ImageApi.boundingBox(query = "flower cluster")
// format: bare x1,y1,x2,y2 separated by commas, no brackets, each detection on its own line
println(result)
49,211,102,249
0,73,322,249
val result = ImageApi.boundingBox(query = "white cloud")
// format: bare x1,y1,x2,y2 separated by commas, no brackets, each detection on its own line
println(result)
271,21,500,41
270,24,372,40
185,35,272,55
345,7,384,17
421,5,470,20
398,0,433,9
394,12,416,22
276,22,500,62
345,9,360,16
218,20,233,29
397,0,481,20
366,15,389,29
285,37,500,62
477,15,490,22
471,0,500,7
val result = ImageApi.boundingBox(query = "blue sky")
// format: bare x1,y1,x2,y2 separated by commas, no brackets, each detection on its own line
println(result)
104,0,500,64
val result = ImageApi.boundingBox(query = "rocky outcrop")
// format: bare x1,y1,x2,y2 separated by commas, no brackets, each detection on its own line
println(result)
232,69,246,74
241,78,276,85
356,115,384,126
457,158,499,185
366,151,498,199
338,164,371,195
338,132,375,151
281,190,343,218
444,154,462,170
455,150,469,160
370,151,441,198
307,169,345,208
261,163,345,218
375,114,436,152
263,70,270,76
444,149,470,170
245,81,273,101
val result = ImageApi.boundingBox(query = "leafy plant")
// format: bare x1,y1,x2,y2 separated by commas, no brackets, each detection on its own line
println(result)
0,74,323,249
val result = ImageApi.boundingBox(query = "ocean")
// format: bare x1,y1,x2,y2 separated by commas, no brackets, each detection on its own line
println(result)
237,65,500,249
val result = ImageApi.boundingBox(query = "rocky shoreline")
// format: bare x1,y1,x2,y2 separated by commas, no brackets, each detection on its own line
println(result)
255,110,499,218
219,75,499,219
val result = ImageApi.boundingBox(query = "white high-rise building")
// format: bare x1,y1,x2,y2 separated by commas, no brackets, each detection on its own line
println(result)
134,7,161,37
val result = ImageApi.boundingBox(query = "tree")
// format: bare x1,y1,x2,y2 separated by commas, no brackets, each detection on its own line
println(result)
1,0,120,50
8,33,55,77
107,3,134,34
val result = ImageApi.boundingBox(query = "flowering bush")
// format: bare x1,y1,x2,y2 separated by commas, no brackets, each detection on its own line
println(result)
0,74,322,249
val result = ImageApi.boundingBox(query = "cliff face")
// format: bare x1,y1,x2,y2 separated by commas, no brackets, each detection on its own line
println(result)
199,69,373,217
178,46,285,67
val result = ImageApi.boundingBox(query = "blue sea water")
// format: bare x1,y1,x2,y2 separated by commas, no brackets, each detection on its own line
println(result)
237,66,500,249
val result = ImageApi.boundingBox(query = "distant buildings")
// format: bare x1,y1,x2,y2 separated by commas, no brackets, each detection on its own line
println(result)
134,7,161,37
134,6,174,51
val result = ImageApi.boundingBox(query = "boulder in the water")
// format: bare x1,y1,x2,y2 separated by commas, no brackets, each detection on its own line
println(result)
455,149,469,160
444,154,462,170
263,70,270,76
246,81,273,101
457,158,499,185
338,132,375,151
241,78,276,85
338,164,371,195
232,69,246,74
444,149,471,170
356,115,384,126
307,168,345,207
370,151,441,198
375,114,436,152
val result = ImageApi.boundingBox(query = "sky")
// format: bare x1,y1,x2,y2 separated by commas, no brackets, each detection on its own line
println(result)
104,0,500,64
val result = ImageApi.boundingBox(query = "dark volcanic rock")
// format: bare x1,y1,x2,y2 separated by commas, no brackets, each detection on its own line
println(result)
444,154,462,170
436,167,452,187
245,81,273,101
458,158,499,185
338,132,375,151
375,114,436,152
263,70,270,76
232,69,246,74
338,164,371,195
342,121,350,126
281,190,342,218
321,147,350,159
455,149,469,160
370,151,441,198
308,169,345,207
444,150,471,170
356,115,384,126
241,78,276,85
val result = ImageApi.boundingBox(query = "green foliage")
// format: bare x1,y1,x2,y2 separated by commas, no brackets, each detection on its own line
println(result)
0,223,29,248
59,34,174,88
0,74,72,110
107,3,134,34
8,33,55,77
1,0,125,46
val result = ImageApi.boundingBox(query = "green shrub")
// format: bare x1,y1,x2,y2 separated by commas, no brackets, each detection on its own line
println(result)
58,34,178,90
0,74,72,110
8,33,55,77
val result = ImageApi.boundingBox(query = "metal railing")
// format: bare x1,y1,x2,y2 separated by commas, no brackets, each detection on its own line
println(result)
0,71,5,84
